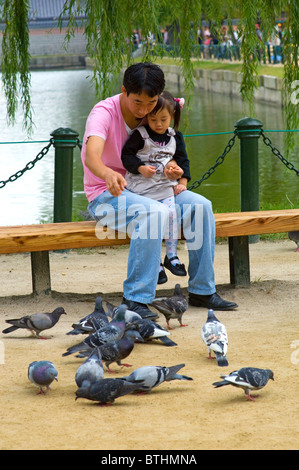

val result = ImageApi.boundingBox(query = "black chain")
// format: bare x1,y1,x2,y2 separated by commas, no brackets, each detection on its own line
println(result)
261,130,299,176
187,131,237,191
0,138,82,189
0,140,54,189
76,138,82,150
1,131,296,193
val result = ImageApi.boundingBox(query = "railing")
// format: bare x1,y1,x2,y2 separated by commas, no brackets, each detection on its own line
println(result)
0,119,298,225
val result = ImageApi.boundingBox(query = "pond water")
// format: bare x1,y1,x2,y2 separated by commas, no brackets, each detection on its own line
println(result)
0,69,298,226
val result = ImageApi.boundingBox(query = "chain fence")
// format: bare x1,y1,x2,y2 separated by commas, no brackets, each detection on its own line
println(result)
0,138,82,189
0,130,298,191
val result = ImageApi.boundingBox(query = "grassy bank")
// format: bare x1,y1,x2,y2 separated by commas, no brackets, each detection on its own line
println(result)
153,56,284,78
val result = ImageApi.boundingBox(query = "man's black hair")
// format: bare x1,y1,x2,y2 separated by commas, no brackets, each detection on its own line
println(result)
123,62,165,97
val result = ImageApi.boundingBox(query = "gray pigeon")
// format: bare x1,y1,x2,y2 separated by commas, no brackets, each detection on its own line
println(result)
62,304,128,357
76,328,144,372
121,363,193,393
66,296,108,335
2,307,66,339
213,367,274,401
288,231,299,251
133,318,177,346
75,378,142,406
149,284,188,328
106,301,177,346
105,301,140,324
99,328,144,373
28,360,58,394
201,309,228,367
75,348,104,388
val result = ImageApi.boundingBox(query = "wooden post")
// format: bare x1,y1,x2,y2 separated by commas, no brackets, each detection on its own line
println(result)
31,251,51,296
228,236,250,286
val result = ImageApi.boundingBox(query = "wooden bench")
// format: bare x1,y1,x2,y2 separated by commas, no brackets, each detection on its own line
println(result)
1,208,299,295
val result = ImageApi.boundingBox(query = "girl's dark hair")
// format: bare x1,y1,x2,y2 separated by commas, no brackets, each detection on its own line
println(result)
150,90,181,130
123,62,165,97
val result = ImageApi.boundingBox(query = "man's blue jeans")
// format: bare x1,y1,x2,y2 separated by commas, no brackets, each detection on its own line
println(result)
88,188,216,304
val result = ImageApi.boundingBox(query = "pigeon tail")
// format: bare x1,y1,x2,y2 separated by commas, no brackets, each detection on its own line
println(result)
66,329,82,336
165,364,187,381
62,342,92,357
2,325,19,334
172,374,193,381
159,336,177,347
212,380,230,388
214,352,229,367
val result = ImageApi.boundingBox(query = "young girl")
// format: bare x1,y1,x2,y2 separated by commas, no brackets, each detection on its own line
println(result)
121,90,191,284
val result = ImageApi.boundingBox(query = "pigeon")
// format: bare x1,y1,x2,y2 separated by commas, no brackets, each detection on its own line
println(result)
76,328,144,372
121,363,193,393
149,284,188,328
213,367,274,401
2,307,66,339
75,348,104,388
66,296,108,335
133,317,177,346
105,301,140,324
288,231,299,252
201,309,228,367
28,361,58,394
62,304,128,357
106,301,177,347
99,328,144,373
75,378,142,406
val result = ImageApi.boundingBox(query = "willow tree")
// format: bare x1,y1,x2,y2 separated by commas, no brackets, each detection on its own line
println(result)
0,0,298,140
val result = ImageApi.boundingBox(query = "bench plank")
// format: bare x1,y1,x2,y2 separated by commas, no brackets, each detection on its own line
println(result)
0,209,299,255
214,209,299,237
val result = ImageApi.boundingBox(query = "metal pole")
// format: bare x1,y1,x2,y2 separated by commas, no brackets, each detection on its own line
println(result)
51,127,79,223
235,117,263,214
228,117,263,286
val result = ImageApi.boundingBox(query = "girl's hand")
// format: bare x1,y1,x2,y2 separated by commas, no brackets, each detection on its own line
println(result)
138,165,156,178
174,183,187,195
164,161,184,180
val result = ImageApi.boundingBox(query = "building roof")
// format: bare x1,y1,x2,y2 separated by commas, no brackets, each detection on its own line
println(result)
28,0,73,20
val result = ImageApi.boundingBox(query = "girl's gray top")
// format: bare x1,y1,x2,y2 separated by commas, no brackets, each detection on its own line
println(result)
125,126,177,201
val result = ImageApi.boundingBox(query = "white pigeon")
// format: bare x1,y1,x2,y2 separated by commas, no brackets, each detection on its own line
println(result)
121,363,193,393
201,309,228,367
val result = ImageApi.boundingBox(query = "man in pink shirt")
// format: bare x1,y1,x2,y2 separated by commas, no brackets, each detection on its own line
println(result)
81,62,238,318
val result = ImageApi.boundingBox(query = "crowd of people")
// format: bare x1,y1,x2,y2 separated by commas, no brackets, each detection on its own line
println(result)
132,22,286,64
196,22,285,63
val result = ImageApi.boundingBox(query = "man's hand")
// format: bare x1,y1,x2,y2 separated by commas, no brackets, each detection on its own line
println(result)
104,168,127,197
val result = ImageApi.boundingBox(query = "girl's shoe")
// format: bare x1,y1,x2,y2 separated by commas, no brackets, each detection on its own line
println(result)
157,264,168,284
164,255,187,276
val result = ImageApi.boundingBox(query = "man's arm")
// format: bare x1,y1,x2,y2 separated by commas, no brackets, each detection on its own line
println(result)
85,136,127,197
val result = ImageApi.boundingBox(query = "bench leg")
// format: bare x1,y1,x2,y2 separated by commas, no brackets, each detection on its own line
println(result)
228,236,250,286
31,251,51,295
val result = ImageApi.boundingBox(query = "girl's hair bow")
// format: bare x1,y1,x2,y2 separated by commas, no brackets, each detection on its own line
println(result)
174,97,185,109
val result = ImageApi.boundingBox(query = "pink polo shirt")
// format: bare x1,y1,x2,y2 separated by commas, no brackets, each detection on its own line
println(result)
81,94,129,202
